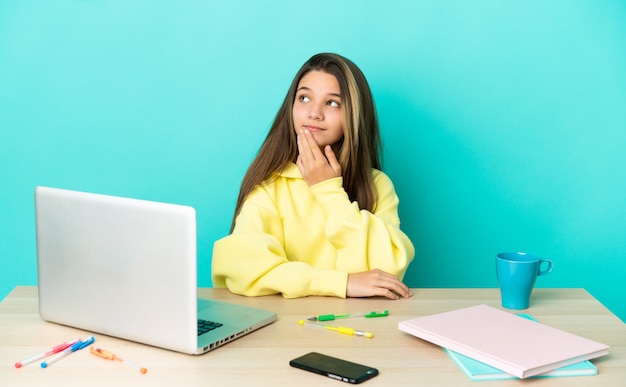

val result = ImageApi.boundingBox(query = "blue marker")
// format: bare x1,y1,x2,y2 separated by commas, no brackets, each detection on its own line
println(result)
41,336,95,368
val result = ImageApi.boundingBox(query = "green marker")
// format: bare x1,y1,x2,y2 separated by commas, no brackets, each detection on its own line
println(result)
308,310,389,321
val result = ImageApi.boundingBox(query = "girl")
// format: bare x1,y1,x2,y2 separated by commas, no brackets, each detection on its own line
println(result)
212,53,414,299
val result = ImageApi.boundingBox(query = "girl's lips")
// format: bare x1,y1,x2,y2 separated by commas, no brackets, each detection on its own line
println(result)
304,125,324,132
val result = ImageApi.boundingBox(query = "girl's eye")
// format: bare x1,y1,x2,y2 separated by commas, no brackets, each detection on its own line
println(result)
328,100,340,108
298,95,310,102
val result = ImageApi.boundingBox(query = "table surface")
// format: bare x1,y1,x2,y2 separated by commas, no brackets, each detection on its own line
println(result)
1,287,625,386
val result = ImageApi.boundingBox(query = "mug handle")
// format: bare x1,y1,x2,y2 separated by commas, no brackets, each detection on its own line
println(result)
538,259,553,275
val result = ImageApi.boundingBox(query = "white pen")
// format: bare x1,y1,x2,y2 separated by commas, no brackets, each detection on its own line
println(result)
41,336,95,368
14,338,80,368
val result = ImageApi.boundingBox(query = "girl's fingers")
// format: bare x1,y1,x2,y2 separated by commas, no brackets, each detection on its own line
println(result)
298,129,324,161
324,145,342,175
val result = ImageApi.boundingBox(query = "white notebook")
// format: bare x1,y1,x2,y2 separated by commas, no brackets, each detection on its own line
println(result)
398,304,609,379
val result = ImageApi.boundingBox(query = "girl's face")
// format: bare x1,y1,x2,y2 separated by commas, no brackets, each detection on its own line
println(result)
292,70,344,148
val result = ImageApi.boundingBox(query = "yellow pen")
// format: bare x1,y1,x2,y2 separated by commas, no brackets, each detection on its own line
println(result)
298,319,373,338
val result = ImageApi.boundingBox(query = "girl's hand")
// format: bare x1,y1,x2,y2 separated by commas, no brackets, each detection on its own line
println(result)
296,129,342,186
346,269,413,299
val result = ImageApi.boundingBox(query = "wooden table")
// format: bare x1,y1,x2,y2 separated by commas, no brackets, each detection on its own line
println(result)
1,287,624,386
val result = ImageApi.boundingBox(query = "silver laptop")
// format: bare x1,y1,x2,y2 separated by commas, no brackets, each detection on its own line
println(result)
35,186,277,355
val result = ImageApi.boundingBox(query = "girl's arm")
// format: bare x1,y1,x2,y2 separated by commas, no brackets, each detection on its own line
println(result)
310,170,415,278
211,188,349,298
211,169,414,299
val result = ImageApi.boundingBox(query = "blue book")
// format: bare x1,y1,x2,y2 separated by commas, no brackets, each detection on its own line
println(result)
443,314,597,381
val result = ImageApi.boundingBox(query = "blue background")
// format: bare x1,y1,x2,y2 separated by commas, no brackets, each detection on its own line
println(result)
1,1,625,322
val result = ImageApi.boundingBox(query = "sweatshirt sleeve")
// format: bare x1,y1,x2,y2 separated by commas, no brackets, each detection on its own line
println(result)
309,170,415,279
211,186,348,298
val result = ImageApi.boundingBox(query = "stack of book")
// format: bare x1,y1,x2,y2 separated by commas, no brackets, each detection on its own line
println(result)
444,347,597,381
398,304,609,381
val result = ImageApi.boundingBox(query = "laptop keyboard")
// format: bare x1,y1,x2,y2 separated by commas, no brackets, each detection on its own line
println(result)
198,319,223,336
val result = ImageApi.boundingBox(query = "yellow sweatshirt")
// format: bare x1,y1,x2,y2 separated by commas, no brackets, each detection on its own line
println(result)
211,162,414,298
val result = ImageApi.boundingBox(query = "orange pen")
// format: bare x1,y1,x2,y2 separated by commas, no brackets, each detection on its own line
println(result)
89,346,147,374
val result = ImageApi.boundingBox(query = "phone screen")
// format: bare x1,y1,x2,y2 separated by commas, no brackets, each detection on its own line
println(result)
289,352,379,384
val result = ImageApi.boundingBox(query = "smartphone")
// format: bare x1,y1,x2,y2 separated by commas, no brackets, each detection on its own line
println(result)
289,352,379,384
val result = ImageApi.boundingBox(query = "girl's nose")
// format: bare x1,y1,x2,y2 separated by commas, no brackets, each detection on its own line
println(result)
308,103,323,120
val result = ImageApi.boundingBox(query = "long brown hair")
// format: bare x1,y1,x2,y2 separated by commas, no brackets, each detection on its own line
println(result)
230,53,382,232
